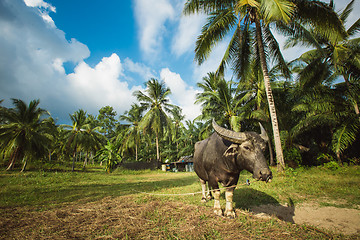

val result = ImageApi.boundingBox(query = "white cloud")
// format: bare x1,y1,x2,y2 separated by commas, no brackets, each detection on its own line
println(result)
66,54,142,114
160,68,201,120
171,13,206,57
24,0,56,27
133,0,175,59
23,0,55,11
0,0,144,122
0,1,89,105
124,58,156,81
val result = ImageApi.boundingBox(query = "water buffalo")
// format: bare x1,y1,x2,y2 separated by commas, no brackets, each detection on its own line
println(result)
193,120,272,218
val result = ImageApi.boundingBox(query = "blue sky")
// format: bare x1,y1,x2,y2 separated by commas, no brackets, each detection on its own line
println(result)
0,0,358,123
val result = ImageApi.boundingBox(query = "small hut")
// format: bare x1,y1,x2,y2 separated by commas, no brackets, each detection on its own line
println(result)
170,155,193,172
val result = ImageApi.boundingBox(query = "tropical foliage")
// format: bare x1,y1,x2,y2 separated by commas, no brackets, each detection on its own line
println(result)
0,0,359,172
0,99,54,171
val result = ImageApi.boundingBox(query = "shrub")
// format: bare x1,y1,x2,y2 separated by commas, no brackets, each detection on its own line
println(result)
284,147,302,167
323,161,340,171
315,153,335,165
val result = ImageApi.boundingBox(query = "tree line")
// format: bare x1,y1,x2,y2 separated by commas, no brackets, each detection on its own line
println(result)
1,0,360,172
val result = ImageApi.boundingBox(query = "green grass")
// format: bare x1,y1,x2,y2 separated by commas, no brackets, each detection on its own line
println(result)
0,166,359,239
0,168,198,208
1,165,359,209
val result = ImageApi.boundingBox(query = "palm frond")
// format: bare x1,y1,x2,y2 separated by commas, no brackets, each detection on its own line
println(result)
183,0,234,15
347,18,360,36
293,0,347,44
195,8,237,65
331,117,359,155
339,0,354,24
263,25,291,78
278,21,324,52
232,14,254,80
260,0,295,24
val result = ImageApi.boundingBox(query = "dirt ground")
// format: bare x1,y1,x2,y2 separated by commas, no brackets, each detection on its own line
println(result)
0,195,359,239
251,202,360,235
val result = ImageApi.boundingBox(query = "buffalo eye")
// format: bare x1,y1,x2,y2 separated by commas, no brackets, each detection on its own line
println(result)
243,145,251,151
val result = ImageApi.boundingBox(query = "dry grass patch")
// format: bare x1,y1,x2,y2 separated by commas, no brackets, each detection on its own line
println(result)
0,195,355,240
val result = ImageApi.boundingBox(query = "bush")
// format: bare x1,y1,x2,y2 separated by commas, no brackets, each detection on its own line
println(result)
323,161,340,171
284,147,302,167
315,153,335,165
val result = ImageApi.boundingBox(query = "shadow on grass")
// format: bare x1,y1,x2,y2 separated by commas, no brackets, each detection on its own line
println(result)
233,188,295,223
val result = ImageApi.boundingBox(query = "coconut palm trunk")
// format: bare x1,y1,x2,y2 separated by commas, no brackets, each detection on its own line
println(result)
155,131,160,162
72,148,76,172
254,13,285,171
135,143,138,162
6,151,16,171
83,151,89,168
6,147,19,171
21,157,27,172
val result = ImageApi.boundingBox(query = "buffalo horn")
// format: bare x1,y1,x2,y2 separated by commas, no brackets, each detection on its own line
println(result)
212,119,247,144
259,122,269,142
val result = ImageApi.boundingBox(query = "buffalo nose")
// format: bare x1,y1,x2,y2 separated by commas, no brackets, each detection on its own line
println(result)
260,169,272,182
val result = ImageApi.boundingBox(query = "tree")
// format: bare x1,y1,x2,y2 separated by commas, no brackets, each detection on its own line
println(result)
285,0,360,120
184,0,344,171
97,106,118,139
0,99,54,171
196,72,241,131
290,58,360,164
119,103,144,162
178,120,211,157
184,0,296,170
81,115,105,168
133,79,174,163
63,109,88,171
169,106,185,154
95,141,121,173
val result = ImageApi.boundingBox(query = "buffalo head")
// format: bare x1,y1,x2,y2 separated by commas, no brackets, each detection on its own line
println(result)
212,120,272,182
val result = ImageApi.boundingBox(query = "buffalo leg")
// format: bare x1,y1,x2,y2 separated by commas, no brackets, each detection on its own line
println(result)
213,190,222,216
208,180,222,216
200,179,213,202
200,179,207,202
224,187,236,218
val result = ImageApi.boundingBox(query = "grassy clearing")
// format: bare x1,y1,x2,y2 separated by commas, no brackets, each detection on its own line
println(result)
1,165,359,209
0,166,359,239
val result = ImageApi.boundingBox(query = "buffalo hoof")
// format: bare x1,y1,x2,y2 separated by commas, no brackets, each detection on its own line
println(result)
206,195,214,201
225,210,236,219
214,208,223,216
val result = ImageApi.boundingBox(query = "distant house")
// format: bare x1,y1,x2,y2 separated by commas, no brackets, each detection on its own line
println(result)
170,155,193,172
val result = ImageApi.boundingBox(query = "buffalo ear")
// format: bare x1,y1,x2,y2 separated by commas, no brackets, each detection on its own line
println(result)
224,144,239,157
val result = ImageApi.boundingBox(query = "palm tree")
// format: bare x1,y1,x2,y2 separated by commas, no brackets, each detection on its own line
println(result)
184,0,295,170
81,117,105,169
196,72,241,131
62,109,88,171
290,55,360,163
184,0,345,171
179,120,210,156
285,0,360,120
133,79,174,163
119,103,144,162
0,99,54,171
169,105,185,154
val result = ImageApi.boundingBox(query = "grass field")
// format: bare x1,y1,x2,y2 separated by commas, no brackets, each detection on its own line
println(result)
0,165,359,239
